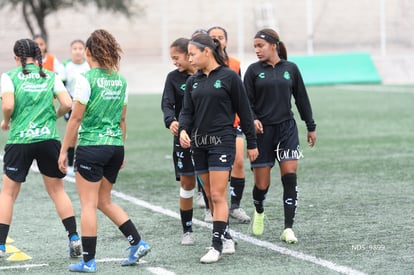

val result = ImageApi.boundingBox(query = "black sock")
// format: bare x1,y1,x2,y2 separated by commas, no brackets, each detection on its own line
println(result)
230,177,245,209
212,221,227,252
0,223,10,245
253,185,269,214
119,219,141,246
180,209,193,233
67,147,75,166
223,221,232,240
82,236,97,263
62,216,78,239
282,173,298,228
197,176,210,208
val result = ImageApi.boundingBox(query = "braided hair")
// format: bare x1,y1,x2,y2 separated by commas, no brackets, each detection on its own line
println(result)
13,39,46,77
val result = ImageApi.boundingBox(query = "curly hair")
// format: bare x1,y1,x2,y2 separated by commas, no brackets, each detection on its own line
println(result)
86,29,123,71
13,38,46,77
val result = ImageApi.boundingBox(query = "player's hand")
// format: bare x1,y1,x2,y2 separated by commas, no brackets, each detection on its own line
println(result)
58,151,67,173
169,121,179,136
247,148,259,162
254,119,263,134
307,131,316,147
179,130,191,148
1,120,10,131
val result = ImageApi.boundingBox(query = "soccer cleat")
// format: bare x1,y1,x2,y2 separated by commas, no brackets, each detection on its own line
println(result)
252,211,265,236
222,238,237,254
197,192,206,208
200,247,221,263
69,235,82,258
181,231,194,245
69,259,97,273
229,207,251,223
280,228,298,244
121,240,151,266
204,209,213,223
0,244,5,259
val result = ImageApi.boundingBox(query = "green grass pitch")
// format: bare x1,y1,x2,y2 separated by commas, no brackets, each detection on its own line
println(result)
0,84,413,274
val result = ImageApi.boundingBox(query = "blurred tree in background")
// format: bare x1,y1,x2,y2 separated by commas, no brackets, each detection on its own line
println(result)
0,0,141,42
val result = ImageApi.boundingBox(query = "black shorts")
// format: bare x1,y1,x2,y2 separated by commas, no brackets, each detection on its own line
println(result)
251,119,301,168
192,134,235,174
75,145,124,183
236,125,243,137
172,136,195,181
3,140,65,182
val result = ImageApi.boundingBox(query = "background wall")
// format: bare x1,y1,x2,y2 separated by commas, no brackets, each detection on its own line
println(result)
0,0,413,92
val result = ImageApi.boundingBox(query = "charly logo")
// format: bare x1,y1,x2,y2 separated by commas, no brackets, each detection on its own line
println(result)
213,80,222,89
258,72,265,79
180,83,186,91
192,82,198,89
283,71,291,80
275,143,304,162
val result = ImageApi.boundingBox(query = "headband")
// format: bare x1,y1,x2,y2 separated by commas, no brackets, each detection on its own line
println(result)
189,40,212,50
254,32,280,44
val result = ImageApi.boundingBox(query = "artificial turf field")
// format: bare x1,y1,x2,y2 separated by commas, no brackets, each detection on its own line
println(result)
0,84,413,274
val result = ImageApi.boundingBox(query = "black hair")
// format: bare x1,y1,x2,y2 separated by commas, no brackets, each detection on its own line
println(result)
255,28,287,60
207,26,229,61
191,28,208,38
170,37,190,54
13,38,46,77
189,33,227,66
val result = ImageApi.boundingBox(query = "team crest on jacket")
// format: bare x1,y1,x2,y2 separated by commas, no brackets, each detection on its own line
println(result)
192,82,198,89
284,71,291,80
180,83,186,91
258,72,265,79
213,80,222,89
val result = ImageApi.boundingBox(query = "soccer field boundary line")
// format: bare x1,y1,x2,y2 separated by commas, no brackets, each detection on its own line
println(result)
0,263,49,270
108,189,367,275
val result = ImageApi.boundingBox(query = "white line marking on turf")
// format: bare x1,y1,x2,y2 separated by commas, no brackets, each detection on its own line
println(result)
147,267,177,275
0,263,49,270
111,190,367,275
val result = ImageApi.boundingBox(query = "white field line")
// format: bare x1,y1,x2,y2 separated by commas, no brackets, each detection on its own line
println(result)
111,190,367,275
0,263,49,270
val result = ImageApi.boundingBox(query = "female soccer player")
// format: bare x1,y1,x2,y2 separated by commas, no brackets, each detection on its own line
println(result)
179,33,258,263
58,29,150,272
62,39,90,176
244,28,317,243
161,37,197,245
0,38,81,259
33,34,64,75
208,26,250,223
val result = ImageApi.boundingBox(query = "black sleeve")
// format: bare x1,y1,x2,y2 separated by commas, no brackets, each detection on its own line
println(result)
178,77,194,134
161,73,177,129
291,65,316,131
231,73,257,149
243,65,258,120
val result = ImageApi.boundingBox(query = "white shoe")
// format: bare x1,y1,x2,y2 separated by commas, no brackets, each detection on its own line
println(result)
230,207,251,223
30,160,40,173
222,238,237,254
280,228,298,244
200,247,221,263
181,232,194,245
66,166,75,177
204,209,213,223
197,192,206,208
